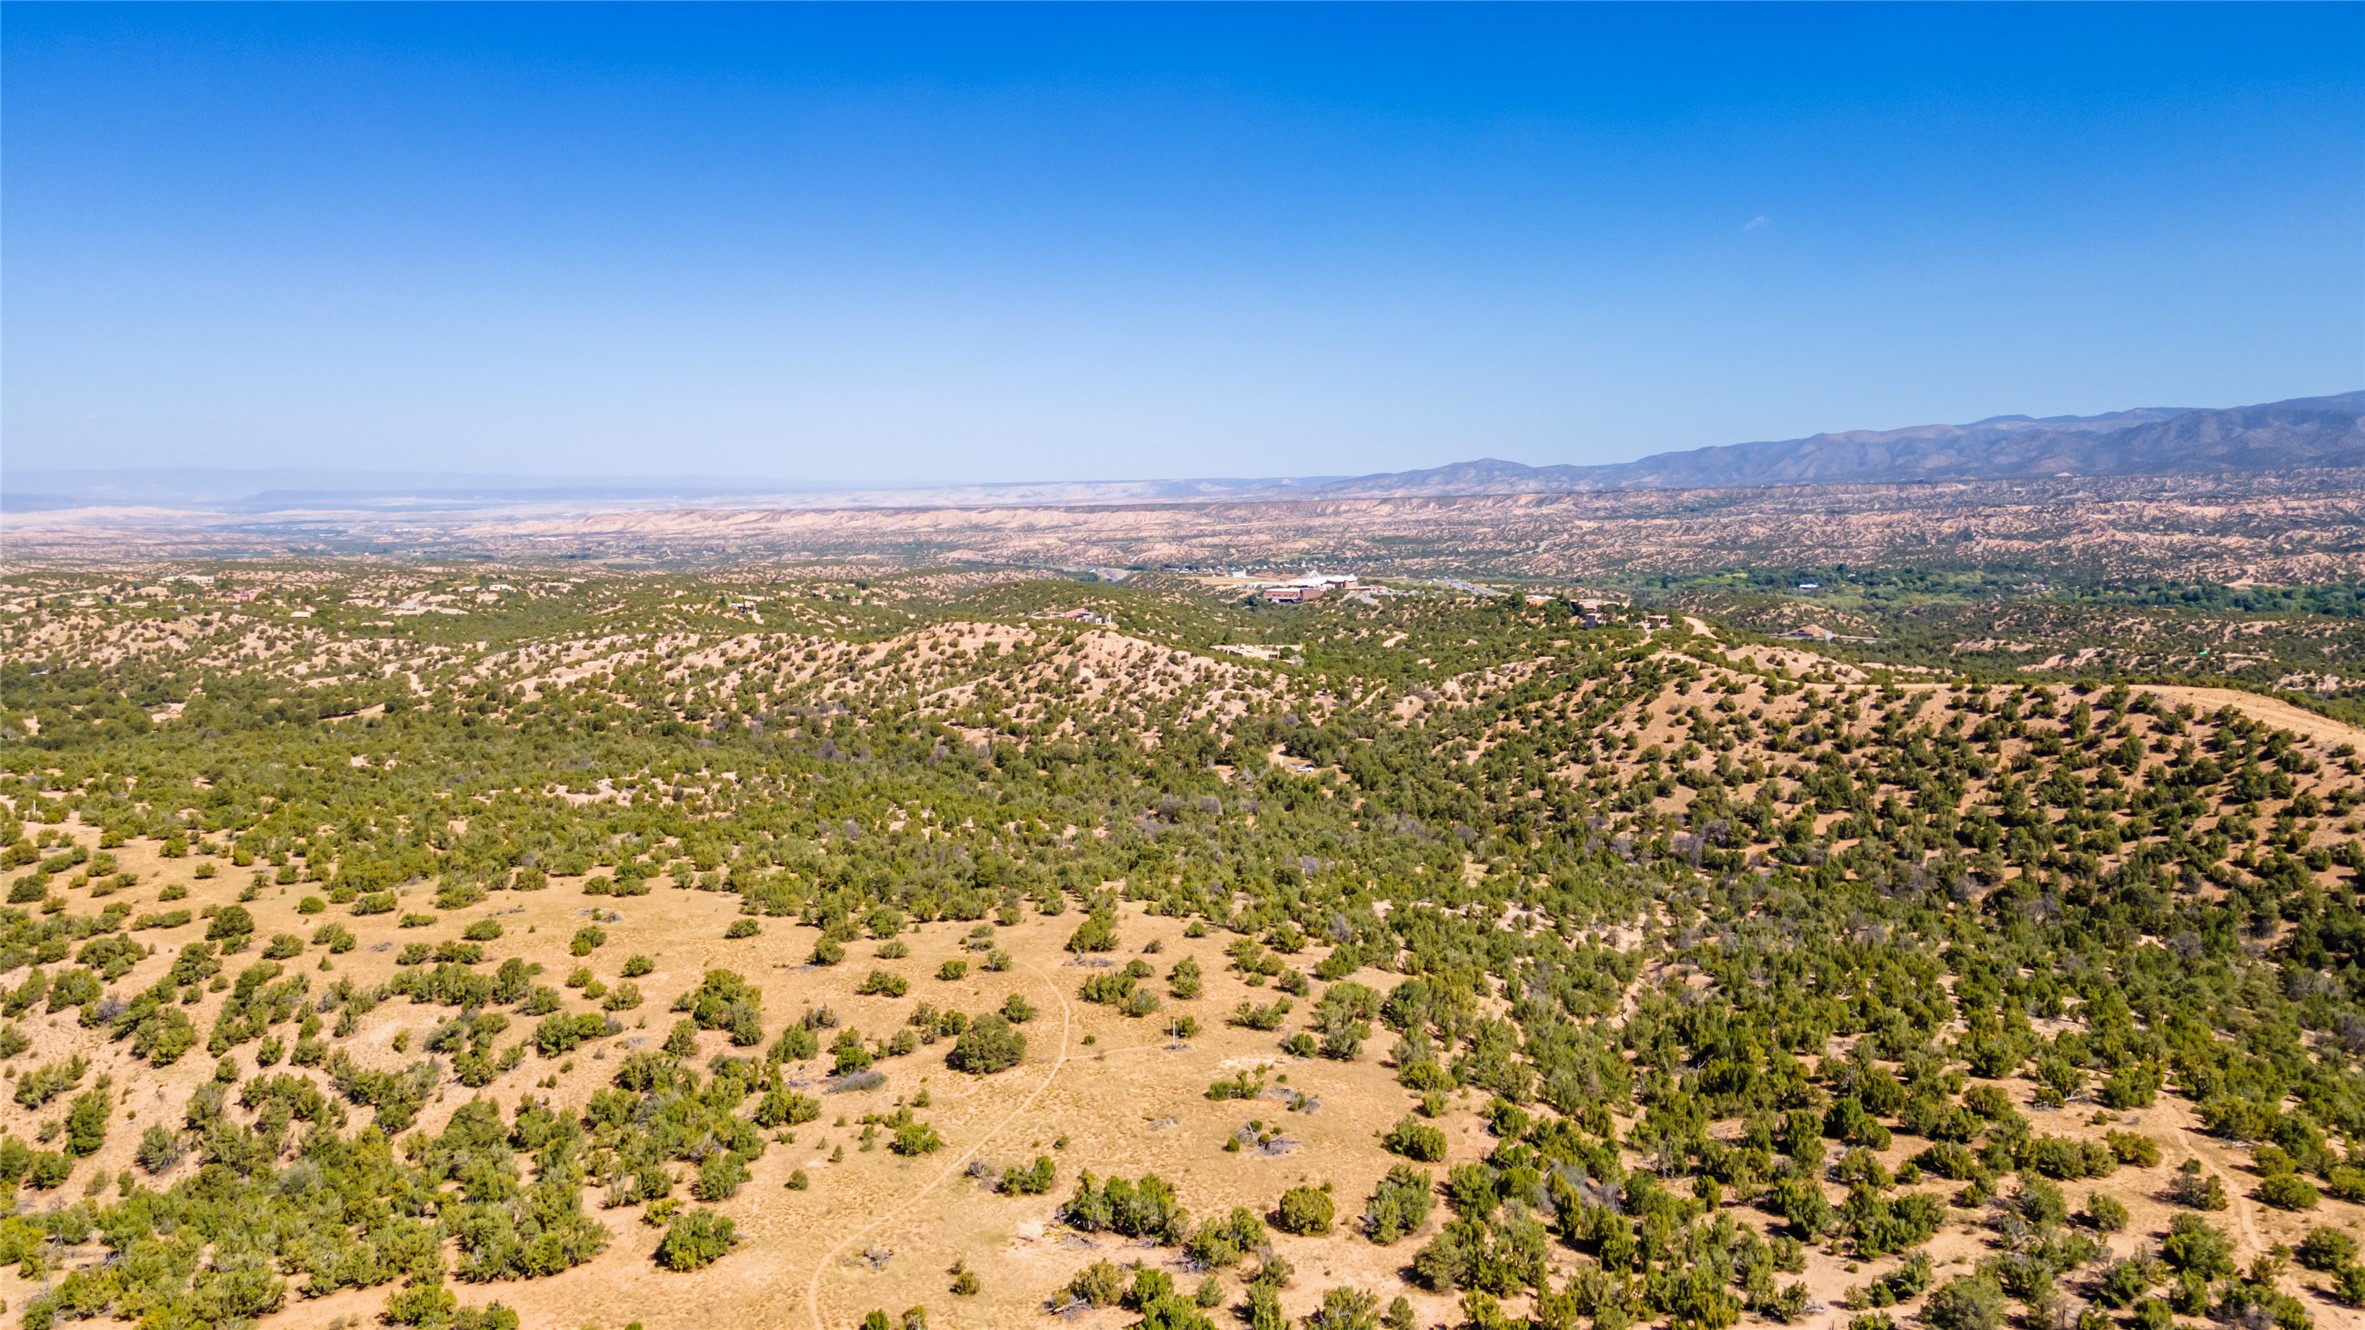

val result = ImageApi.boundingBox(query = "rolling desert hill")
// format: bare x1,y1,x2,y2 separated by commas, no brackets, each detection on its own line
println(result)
1,565,2363,1330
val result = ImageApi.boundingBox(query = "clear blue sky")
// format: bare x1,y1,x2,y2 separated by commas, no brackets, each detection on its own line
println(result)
5,3,2360,486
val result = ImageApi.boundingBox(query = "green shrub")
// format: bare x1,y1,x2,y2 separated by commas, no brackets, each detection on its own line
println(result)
2327,1165,2365,1203
694,1151,750,1201
383,1282,458,1326
858,969,910,998
1363,1165,1434,1243
999,1155,1057,1195
2079,1193,2129,1233
134,1124,183,1173
1066,914,1118,953
25,1148,73,1189
2160,1214,2236,1280
1066,1260,1126,1308
654,1208,739,1271
1169,956,1203,1000
770,1024,819,1062
2165,1164,2228,1210
946,1013,1026,1074
675,969,764,1046
1247,1283,1285,1330
1185,1206,1267,1268
891,1121,944,1156
2296,1227,2358,1272
1273,1184,1335,1236
1304,1286,1382,1330
2104,1130,2161,1166
1382,1115,1447,1162
64,1089,108,1156
206,904,256,943
14,1055,87,1109
1920,1276,2007,1330
1062,1171,1188,1243
533,1011,618,1056
1231,998,1293,1031
2337,1263,2365,1308
1911,1142,1980,1181
2257,1173,2320,1210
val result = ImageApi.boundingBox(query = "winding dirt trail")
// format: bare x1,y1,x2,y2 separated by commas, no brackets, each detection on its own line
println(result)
802,960,1077,1330
2169,1121,2264,1257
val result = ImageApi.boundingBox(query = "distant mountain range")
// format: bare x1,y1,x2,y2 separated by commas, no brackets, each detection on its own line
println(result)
1307,390,2364,497
6,391,2356,515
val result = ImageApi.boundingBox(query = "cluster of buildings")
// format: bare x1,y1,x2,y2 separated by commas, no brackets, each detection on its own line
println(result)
1779,623,1878,644
1251,571,1359,605
1569,599,1667,630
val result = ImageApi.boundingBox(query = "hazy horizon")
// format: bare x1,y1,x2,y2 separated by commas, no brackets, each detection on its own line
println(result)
5,383,2353,497
6,4,2361,486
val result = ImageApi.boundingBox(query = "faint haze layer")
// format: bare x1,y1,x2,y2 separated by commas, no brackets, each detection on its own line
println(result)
9,390,2358,515
4,2,2360,486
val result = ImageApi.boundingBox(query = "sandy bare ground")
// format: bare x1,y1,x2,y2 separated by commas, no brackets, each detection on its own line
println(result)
2136,684,2365,749
0,819,2359,1330
796,960,1075,1330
